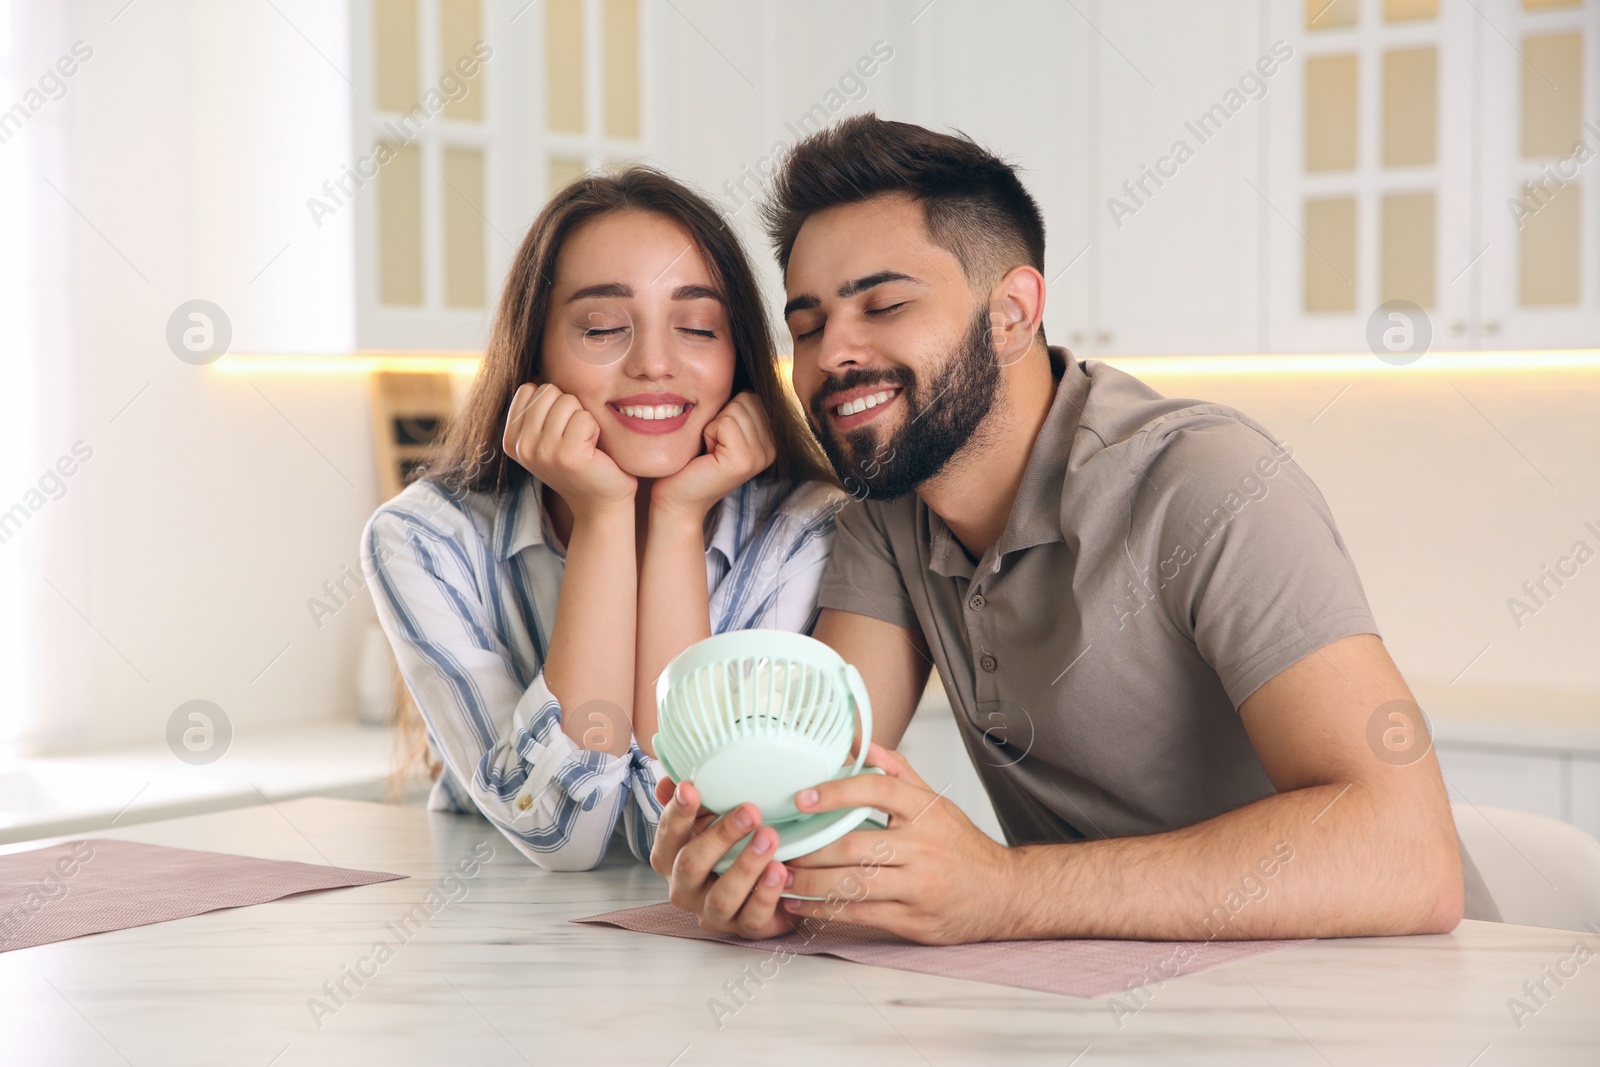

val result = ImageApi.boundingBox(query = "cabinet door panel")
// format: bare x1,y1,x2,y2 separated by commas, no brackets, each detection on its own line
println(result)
1435,745,1565,820
1090,0,1262,355
1476,0,1600,350
1571,757,1600,841
1263,0,1477,353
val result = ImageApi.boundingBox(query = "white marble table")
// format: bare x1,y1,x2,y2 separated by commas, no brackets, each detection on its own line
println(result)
1,798,1595,1066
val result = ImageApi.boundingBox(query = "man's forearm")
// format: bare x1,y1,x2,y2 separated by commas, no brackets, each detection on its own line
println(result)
1000,782,1463,941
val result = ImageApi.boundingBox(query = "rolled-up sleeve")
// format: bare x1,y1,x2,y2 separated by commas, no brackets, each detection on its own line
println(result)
1135,419,1381,708
816,497,922,636
362,504,646,872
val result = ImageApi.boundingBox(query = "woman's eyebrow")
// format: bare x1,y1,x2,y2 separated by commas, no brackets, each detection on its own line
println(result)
672,284,724,303
565,282,723,303
567,282,631,302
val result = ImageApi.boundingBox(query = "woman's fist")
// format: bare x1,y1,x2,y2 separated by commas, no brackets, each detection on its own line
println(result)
503,383,636,516
651,391,776,518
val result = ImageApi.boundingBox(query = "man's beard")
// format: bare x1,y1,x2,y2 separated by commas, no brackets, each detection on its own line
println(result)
809,304,1000,502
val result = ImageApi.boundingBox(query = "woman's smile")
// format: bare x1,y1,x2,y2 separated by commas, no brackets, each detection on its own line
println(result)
607,391,695,434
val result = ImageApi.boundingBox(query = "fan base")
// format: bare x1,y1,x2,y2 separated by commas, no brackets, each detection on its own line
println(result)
710,768,889,899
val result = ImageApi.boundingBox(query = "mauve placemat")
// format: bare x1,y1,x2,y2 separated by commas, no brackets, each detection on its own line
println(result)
0,838,405,953
574,902,1308,999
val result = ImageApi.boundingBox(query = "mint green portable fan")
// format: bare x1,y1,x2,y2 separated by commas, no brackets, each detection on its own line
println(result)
653,631,886,880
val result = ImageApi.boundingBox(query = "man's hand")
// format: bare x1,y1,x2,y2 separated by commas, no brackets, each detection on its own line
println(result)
650,776,797,940
650,391,775,520
781,743,1020,945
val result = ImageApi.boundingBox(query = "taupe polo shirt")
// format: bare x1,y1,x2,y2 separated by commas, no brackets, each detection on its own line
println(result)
819,350,1382,844
819,346,1499,920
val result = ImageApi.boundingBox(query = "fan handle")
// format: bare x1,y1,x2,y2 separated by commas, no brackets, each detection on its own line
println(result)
842,664,873,777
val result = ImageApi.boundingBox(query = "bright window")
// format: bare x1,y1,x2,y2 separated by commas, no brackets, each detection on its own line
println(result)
0,0,43,748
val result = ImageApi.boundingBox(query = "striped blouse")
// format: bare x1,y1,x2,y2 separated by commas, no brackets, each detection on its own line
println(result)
360,473,843,871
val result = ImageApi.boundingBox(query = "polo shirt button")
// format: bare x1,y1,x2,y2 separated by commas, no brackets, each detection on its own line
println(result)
517,794,533,811
969,593,986,611
980,654,998,673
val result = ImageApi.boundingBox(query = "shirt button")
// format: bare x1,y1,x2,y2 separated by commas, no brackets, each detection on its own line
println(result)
980,654,998,673
969,593,986,611
517,794,533,811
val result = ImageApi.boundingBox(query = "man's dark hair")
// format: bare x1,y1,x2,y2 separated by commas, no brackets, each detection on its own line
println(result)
762,113,1046,292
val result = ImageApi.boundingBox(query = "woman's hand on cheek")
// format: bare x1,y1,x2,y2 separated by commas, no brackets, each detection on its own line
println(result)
503,383,636,518
651,391,776,520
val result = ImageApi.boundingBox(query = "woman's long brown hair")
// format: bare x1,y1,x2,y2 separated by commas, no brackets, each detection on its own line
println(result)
394,166,835,793
427,165,834,494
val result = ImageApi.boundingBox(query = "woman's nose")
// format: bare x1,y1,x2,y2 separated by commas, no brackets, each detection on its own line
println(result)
622,320,675,379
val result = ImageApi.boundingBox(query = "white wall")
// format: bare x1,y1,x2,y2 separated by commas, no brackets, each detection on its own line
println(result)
41,0,366,753
1125,365,1600,698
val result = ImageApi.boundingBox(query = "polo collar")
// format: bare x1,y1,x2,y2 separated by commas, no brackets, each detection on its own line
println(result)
926,346,1087,578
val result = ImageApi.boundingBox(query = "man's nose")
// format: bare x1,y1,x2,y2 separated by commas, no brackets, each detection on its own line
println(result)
815,319,873,375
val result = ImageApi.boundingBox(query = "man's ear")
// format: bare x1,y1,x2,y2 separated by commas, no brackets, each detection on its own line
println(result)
985,265,1047,368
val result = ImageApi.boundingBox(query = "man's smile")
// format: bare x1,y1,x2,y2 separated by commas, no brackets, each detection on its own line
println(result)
824,385,903,430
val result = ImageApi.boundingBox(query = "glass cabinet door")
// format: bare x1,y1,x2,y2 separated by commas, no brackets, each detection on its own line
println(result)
1266,0,1482,354
1477,0,1600,350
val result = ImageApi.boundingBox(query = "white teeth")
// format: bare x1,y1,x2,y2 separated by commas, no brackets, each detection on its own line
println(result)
619,404,685,420
834,389,896,417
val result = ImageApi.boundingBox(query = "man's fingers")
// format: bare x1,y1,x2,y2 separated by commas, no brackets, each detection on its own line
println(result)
784,827,897,870
678,802,759,872
703,822,780,927
674,802,761,904
780,897,903,936
793,764,924,822
733,858,796,939
672,780,718,828
785,856,904,909
864,742,932,790
650,779,700,877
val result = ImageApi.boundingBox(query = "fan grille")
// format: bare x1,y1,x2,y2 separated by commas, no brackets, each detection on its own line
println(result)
661,655,854,765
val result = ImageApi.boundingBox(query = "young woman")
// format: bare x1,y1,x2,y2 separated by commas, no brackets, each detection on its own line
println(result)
361,168,841,871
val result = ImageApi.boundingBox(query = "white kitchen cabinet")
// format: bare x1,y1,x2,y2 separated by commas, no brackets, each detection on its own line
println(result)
1262,0,1599,354
1473,0,1600,350
347,0,651,351
1081,0,1265,356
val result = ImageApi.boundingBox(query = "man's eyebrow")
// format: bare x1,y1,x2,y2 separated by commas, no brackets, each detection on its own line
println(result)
672,284,724,303
783,270,928,318
567,282,631,302
783,294,819,318
838,270,928,298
